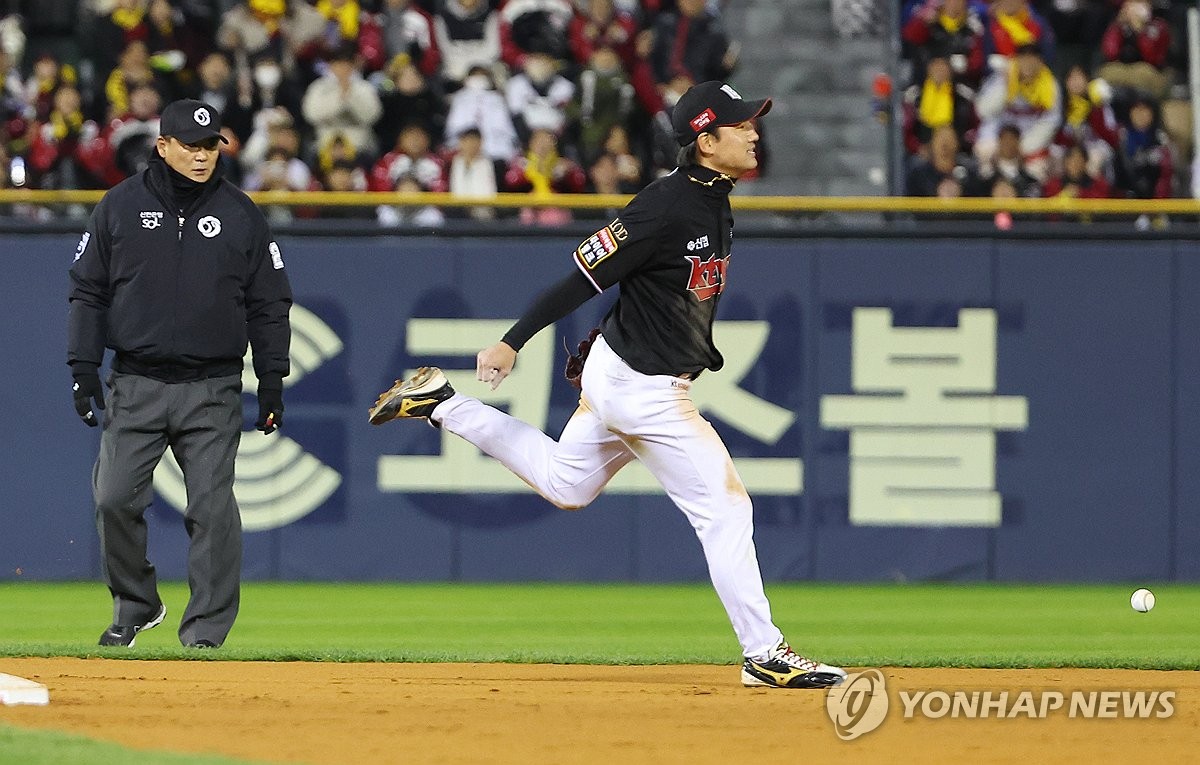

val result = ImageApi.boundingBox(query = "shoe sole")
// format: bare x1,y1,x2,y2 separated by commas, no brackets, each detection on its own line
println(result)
368,367,447,425
740,666,846,689
102,603,167,648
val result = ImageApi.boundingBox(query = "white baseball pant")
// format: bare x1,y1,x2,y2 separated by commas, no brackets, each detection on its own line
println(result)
432,335,785,660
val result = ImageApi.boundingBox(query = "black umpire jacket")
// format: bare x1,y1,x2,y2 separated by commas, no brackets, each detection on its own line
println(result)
68,155,292,385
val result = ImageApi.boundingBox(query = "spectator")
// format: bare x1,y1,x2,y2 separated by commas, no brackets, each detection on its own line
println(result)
503,126,586,224
374,54,446,152
92,0,151,78
905,123,979,196
1043,143,1111,199
217,0,324,79
103,40,164,122
244,49,305,125
505,50,575,141
587,151,639,195
143,0,204,101
377,172,447,227
1114,94,1172,199
1042,0,1110,78
976,123,1042,196
444,65,519,163
901,0,986,86
599,123,643,188
568,0,639,72
29,84,104,190
297,0,387,73
1099,0,1170,101
903,55,978,156
975,44,1060,180
380,0,441,78
647,0,738,89
23,53,77,123
244,143,315,193
240,106,300,173
498,0,575,69
447,127,498,220
103,83,164,183
301,43,384,159
432,0,501,88
0,48,29,153
369,122,447,192
193,52,252,142
982,0,1055,64
318,158,374,219
567,45,636,165
1054,65,1117,181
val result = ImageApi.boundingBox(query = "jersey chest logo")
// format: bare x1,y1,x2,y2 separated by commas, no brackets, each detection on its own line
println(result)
685,254,728,301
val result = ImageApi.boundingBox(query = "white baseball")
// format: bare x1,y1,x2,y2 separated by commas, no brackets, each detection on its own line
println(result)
1130,588,1155,613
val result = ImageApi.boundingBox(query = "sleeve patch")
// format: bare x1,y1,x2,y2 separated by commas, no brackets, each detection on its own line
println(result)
575,219,628,269
269,241,284,270
73,232,90,262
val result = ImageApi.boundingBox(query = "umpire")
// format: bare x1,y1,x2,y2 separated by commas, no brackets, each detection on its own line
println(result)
68,99,292,648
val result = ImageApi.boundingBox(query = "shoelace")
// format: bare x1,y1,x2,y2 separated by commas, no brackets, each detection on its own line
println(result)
768,642,820,672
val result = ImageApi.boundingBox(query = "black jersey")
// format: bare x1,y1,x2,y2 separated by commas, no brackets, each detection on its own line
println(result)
572,164,734,377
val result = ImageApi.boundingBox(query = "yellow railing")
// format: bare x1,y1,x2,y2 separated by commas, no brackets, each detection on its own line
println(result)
1,189,1198,215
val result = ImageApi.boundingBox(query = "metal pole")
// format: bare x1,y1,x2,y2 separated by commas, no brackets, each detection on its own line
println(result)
1187,7,1200,197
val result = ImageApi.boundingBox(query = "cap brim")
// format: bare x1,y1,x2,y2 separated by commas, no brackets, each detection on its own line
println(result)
166,129,228,145
718,97,772,127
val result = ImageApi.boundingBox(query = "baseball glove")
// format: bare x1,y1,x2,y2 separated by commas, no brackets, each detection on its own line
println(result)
564,327,602,390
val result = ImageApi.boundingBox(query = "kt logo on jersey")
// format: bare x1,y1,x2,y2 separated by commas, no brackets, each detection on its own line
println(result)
686,254,728,301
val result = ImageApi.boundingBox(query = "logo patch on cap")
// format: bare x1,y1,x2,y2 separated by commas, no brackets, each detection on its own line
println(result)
193,107,211,126
689,108,717,132
720,84,743,100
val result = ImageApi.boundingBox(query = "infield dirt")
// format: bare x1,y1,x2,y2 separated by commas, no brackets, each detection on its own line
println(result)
1,659,1196,763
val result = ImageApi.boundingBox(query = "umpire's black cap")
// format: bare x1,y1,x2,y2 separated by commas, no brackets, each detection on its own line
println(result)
671,81,772,146
159,99,228,144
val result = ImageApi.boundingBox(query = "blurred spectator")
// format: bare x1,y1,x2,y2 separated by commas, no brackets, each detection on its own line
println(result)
318,157,374,218
975,44,1060,180
1042,143,1111,199
240,105,299,170
444,65,519,162
1054,65,1117,181
647,0,738,90
217,125,245,187
243,142,315,192
29,84,104,190
369,123,447,192
377,172,447,227
499,0,575,69
1042,0,1111,78
102,83,163,183
903,55,978,156
194,52,253,142
568,0,639,71
217,0,324,78
93,0,151,78
504,126,585,224
316,131,363,177
587,151,639,195
976,123,1042,196
23,53,77,123
506,50,575,140
301,44,384,159
0,47,29,154
447,127,498,220
1114,94,1172,199
599,123,643,188
901,0,985,86
905,124,980,195
432,0,502,88
143,0,204,101
374,54,446,152
104,40,164,121
567,45,636,165
982,0,1055,64
380,0,440,78
1098,0,1170,101
244,50,305,124
298,0,387,73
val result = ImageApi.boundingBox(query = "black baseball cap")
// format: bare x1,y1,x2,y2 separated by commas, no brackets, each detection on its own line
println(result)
671,81,772,146
159,99,228,144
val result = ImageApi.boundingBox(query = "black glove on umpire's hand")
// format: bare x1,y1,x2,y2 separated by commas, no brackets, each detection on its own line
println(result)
71,364,105,427
256,374,284,435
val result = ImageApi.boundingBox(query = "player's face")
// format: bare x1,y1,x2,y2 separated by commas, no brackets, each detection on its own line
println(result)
704,121,760,178
157,135,220,182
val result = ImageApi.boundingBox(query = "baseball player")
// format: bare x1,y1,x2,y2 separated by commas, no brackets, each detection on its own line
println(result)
370,81,845,689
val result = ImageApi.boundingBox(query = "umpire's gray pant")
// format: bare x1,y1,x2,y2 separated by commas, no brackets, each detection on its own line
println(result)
94,372,243,646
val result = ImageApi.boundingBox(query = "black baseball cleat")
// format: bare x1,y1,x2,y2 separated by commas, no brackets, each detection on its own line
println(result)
187,639,219,648
368,366,454,426
98,603,167,647
741,639,848,689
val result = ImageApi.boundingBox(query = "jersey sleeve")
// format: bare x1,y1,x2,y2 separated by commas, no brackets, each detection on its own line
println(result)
67,197,114,369
571,187,666,291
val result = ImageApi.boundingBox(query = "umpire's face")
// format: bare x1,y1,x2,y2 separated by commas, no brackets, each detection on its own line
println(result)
157,135,221,183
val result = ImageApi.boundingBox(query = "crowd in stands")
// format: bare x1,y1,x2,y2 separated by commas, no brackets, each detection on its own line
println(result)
901,0,1190,202
0,0,745,223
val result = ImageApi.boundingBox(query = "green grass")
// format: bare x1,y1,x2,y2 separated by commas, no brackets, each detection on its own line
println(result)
1,581,1197,669
0,725,269,765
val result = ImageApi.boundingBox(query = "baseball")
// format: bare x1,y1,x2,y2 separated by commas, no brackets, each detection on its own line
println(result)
1130,588,1155,613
